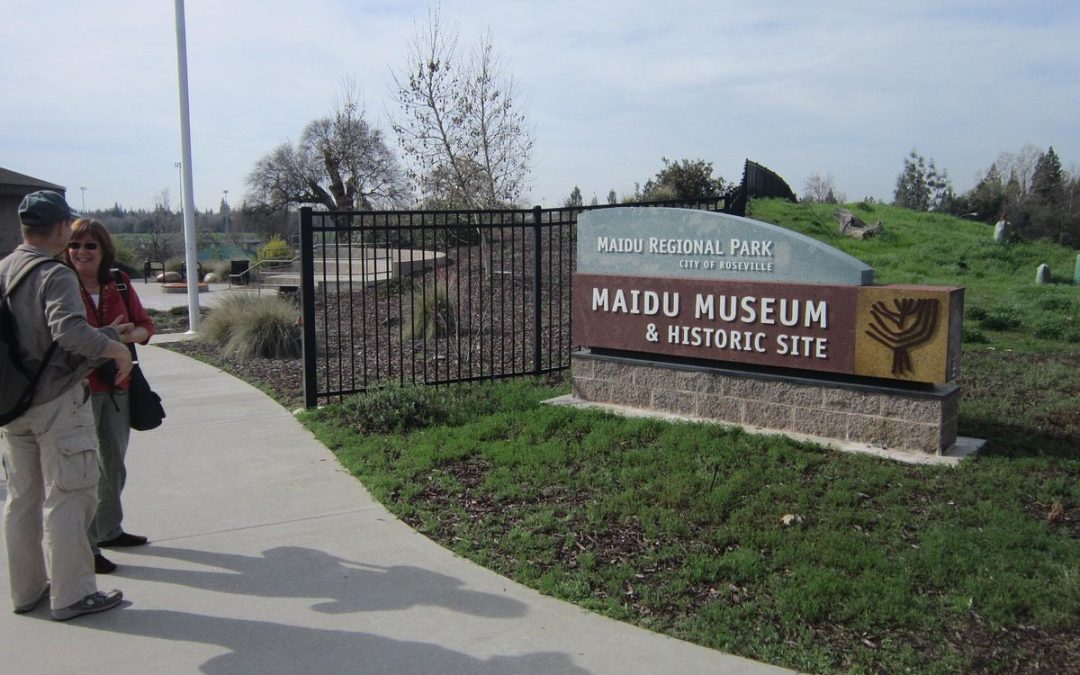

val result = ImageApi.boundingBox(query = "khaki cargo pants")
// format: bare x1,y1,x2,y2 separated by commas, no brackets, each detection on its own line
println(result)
2,381,100,610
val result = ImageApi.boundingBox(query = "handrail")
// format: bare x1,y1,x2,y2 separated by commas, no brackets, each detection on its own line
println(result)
228,256,300,288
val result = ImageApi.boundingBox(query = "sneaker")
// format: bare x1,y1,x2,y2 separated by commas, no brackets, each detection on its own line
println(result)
98,532,148,548
95,553,117,574
14,583,50,614
51,590,123,621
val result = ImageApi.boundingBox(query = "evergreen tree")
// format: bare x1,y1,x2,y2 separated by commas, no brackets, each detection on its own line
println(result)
965,164,1006,221
1032,146,1065,204
893,150,953,211
564,186,583,208
893,150,930,211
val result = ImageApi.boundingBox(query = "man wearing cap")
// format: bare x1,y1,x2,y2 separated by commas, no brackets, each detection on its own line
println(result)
0,190,131,620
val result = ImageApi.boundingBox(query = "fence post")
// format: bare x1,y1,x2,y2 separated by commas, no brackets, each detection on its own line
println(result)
532,205,543,375
300,207,318,408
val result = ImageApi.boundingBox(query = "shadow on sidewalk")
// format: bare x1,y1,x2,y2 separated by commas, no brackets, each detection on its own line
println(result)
116,544,527,618
75,609,589,674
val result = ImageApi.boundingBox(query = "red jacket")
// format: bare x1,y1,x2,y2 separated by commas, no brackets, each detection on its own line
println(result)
79,271,155,393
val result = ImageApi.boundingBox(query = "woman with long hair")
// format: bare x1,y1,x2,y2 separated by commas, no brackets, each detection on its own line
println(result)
64,218,155,574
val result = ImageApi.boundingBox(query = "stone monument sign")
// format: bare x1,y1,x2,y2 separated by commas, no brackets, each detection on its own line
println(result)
567,208,968,455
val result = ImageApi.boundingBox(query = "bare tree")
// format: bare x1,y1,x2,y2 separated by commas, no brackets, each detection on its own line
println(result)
246,83,408,212
802,173,845,204
994,144,1042,196
391,8,533,208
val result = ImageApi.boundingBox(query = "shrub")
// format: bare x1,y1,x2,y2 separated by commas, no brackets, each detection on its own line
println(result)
200,294,300,358
258,236,294,263
333,384,451,434
113,238,137,267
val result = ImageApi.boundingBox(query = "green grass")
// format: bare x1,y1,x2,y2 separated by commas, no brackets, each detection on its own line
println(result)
303,372,1078,673
750,199,1080,352
297,199,1078,673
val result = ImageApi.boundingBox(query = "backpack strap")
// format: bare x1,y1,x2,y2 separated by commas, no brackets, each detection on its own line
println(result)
112,268,133,315
2,256,61,380
2,256,62,301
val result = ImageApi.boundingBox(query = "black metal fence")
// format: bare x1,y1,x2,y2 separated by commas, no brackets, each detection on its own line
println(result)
300,197,728,406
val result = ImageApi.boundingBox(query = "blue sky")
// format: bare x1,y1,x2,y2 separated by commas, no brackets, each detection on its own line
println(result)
2,0,1077,212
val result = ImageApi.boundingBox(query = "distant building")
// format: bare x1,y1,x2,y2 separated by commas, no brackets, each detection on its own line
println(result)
1,168,67,257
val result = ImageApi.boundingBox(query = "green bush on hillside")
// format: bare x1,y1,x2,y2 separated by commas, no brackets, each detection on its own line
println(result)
258,236,294,263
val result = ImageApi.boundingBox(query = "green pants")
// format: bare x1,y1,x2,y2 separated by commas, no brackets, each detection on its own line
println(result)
89,389,131,549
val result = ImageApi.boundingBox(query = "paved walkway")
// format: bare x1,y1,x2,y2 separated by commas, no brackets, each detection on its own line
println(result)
0,283,796,674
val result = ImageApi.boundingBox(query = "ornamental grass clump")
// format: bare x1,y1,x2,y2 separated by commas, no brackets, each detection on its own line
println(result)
200,294,300,359
405,278,457,340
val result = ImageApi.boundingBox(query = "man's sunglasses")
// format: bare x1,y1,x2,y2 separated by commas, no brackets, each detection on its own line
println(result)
67,241,100,251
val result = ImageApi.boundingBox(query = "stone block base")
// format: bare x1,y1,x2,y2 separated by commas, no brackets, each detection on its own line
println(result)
571,351,961,455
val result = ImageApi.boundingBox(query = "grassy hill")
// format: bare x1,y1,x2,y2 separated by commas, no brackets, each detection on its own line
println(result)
748,198,1079,353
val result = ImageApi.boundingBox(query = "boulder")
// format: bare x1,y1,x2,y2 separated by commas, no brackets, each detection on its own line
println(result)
156,271,182,283
204,272,221,283
836,209,884,239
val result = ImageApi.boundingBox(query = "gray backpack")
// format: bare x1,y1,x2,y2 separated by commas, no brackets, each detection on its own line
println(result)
0,257,60,425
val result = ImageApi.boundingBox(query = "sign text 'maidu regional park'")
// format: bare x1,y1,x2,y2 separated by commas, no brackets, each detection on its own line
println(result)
573,208,963,385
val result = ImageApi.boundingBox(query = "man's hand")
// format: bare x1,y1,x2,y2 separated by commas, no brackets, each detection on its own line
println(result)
103,339,134,385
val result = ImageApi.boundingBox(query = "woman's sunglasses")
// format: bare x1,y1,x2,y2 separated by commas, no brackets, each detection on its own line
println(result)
67,241,100,251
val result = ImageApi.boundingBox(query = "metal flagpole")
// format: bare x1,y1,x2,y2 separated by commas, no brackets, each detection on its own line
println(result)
174,0,200,332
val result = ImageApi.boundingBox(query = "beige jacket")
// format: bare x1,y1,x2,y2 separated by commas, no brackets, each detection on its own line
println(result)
0,244,119,406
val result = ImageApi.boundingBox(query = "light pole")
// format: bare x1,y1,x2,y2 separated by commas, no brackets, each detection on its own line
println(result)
174,162,183,215
174,0,200,332
222,189,230,239
79,186,86,211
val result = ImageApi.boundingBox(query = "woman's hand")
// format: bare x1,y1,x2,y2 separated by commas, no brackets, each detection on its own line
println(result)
110,316,137,343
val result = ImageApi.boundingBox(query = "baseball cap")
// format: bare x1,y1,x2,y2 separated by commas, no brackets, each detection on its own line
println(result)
18,190,78,227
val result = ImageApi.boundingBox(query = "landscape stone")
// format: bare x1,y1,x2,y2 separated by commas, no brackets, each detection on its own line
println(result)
993,218,1010,244
1035,263,1051,285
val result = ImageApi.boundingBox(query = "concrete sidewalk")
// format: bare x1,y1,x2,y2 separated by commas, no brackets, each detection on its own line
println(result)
0,344,795,674
127,278,237,313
